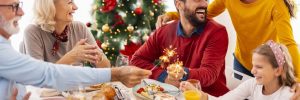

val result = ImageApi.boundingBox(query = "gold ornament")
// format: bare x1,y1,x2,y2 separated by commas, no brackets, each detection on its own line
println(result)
127,24,134,32
102,24,110,32
150,11,154,16
101,42,108,50
92,5,98,11
142,34,149,41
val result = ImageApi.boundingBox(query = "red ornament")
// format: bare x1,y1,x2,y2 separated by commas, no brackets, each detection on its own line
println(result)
112,14,125,28
119,42,142,60
134,7,143,15
86,22,91,27
153,0,161,4
96,40,102,48
100,0,117,13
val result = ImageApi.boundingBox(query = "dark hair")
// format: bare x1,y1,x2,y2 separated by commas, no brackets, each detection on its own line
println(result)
253,43,296,87
283,0,297,18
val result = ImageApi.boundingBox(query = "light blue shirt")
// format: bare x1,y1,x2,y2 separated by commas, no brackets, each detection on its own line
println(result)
0,35,111,99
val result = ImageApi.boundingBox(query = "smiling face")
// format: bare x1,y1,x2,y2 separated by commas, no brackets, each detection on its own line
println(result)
176,0,208,27
54,0,78,23
0,0,24,36
251,53,281,85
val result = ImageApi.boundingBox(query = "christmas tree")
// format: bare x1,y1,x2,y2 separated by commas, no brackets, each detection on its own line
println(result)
89,0,165,65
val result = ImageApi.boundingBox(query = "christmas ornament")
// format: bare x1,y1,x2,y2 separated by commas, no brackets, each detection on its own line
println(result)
100,0,117,13
102,24,110,32
92,5,98,11
127,24,134,32
153,0,161,4
101,42,108,50
142,34,149,41
86,22,91,27
149,11,154,16
134,7,143,15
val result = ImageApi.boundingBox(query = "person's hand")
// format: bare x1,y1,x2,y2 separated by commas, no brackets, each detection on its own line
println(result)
111,66,152,88
180,81,208,100
65,39,99,64
165,66,185,87
92,47,111,68
155,14,172,29
290,83,300,100
10,87,31,100
94,48,104,64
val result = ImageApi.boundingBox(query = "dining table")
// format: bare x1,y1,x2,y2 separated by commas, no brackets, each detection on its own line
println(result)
27,79,185,100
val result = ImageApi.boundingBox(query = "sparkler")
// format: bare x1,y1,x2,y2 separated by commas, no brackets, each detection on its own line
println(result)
151,45,186,79
151,46,177,71
168,60,184,78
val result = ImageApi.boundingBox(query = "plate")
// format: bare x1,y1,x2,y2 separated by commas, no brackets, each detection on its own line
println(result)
132,79,179,100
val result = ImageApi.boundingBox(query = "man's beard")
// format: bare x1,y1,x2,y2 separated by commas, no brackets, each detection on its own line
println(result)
0,15,20,35
183,7,207,27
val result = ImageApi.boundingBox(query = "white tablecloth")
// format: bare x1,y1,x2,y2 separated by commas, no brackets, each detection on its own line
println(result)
27,81,184,100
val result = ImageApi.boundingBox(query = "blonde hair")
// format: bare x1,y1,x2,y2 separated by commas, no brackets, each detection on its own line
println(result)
254,42,296,87
33,0,57,32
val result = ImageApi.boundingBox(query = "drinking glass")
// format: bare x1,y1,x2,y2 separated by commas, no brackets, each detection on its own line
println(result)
183,90,201,100
115,55,129,67
187,79,201,90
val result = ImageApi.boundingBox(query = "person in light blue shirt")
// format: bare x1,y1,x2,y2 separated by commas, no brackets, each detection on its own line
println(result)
0,0,152,99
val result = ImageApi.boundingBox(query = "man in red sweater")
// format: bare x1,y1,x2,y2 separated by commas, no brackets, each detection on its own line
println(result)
131,0,229,96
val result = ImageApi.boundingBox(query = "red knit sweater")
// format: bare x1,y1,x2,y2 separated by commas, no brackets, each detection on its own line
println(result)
131,19,229,96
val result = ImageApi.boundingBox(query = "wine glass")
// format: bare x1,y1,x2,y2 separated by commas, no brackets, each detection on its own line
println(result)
187,79,201,90
67,84,86,100
115,55,129,67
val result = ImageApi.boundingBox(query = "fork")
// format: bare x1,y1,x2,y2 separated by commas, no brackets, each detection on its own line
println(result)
113,85,126,100
142,80,156,95
142,79,149,86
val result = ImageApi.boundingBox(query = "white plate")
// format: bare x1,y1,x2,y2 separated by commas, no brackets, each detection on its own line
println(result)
132,79,179,100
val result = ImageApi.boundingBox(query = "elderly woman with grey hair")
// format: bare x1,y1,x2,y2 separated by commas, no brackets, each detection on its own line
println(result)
20,0,110,67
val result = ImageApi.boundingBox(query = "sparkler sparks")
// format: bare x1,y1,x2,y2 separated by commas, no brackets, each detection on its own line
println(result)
152,45,186,79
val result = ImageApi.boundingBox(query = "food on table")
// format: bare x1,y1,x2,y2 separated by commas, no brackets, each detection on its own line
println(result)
154,93,176,100
85,83,106,92
92,92,105,100
90,83,105,89
136,83,165,99
87,84,116,100
101,85,116,100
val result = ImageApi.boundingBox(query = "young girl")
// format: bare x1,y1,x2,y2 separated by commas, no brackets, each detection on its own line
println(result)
157,0,300,84
180,40,296,100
